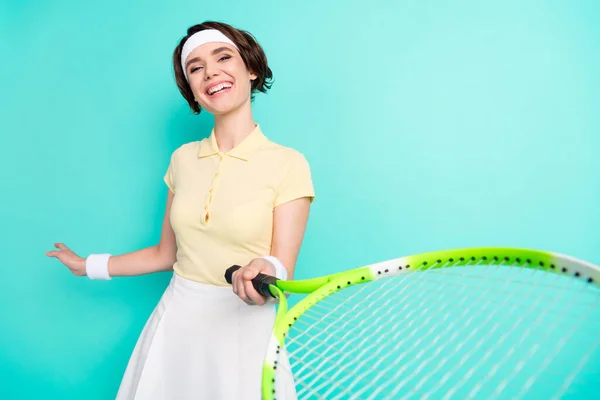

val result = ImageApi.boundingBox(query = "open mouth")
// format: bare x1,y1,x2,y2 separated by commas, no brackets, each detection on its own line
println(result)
206,82,233,97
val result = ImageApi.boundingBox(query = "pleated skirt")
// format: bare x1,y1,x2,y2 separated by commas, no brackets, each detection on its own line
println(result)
115,272,287,400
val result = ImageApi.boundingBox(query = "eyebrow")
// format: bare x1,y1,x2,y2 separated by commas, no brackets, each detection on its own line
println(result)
185,46,234,69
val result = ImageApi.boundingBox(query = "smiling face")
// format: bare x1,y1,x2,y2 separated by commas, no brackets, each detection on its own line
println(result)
183,42,257,116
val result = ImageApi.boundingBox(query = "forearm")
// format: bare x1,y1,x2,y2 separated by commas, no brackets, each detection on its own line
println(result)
102,245,174,277
271,197,311,281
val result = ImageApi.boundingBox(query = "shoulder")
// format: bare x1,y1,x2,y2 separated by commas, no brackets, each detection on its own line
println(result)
257,139,314,196
259,137,315,204
173,141,201,156
168,141,201,161
259,138,311,168
164,141,201,191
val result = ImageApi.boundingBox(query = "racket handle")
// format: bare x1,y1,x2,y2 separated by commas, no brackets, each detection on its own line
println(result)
224,265,278,298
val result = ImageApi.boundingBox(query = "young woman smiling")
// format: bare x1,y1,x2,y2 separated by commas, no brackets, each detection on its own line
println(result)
47,21,314,399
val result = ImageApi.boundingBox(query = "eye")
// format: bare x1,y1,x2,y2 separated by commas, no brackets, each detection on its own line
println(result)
218,54,231,62
190,65,204,73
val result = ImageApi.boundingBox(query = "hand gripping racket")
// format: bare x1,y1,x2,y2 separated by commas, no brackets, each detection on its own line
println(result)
226,247,600,399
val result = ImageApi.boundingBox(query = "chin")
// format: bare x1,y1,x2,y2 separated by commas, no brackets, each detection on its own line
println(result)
203,99,247,116
208,105,237,116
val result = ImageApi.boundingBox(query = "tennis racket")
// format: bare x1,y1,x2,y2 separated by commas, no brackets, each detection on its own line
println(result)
225,247,600,399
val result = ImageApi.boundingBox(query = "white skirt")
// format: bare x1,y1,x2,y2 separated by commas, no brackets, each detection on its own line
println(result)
115,272,286,400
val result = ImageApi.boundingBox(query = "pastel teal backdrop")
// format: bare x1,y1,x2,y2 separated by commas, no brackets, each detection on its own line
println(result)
1,0,598,398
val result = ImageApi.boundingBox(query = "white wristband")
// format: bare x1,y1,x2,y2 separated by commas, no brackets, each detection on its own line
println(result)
261,255,288,281
86,253,112,280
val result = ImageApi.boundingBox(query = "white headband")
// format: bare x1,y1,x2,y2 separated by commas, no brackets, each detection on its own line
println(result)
181,29,238,80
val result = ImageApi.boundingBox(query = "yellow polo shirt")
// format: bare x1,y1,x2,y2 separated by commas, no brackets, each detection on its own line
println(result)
163,124,315,286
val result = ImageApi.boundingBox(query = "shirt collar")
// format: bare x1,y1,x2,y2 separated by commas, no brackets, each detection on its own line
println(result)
198,124,267,161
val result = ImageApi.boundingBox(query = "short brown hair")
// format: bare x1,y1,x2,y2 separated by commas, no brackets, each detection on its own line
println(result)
173,21,273,114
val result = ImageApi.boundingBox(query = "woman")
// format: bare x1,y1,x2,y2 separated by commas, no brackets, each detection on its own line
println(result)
46,21,314,399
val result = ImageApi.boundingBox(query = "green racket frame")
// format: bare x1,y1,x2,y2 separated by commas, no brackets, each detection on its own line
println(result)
225,247,600,400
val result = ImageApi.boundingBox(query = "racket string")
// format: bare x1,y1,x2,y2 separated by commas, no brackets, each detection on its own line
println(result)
289,268,441,397
288,276,391,384
289,259,465,398
552,332,600,399
434,264,586,399
473,269,599,399
291,282,413,397
292,259,508,398
356,260,516,399
418,263,566,398
278,259,600,399
512,293,600,400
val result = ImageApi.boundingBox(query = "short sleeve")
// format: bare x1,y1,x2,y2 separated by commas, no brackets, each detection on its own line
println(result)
274,152,315,207
163,151,176,193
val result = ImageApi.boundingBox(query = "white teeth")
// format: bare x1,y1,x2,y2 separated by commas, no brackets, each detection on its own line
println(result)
208,82,232,95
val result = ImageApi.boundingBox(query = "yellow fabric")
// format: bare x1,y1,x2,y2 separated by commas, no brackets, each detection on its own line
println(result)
164,124,315,286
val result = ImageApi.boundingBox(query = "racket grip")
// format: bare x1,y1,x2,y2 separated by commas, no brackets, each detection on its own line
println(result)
224,265,278,298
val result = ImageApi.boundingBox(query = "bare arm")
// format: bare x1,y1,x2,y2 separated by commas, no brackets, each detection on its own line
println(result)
47,189,177,277
269,197,311,280
107,189,177,276
231,196,311,304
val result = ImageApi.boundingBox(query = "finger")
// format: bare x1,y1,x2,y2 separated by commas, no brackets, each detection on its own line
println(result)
254,297,266,306
236,272,249,302
55,243,68,251
244,276,265,305
231,270,240,295
243,267,259,280
231,271,237,294
46,251,56,257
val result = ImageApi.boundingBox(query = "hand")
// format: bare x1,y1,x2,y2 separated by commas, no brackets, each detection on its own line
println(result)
231,258,276,306
46,243,87,277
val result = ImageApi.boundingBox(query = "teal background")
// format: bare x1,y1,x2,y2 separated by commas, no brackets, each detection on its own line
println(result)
1,0,599,398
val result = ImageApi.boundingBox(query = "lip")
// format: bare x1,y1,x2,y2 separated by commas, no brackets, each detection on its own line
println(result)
205,80,234,96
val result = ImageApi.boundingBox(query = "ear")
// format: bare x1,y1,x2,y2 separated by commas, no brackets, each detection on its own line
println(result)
250,72,257,81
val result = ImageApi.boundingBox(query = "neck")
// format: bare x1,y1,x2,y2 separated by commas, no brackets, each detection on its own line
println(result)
212,99,256,152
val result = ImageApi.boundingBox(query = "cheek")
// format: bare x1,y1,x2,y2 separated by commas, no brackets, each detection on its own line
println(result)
225,65,253,91
234,77,254,97
186,78,204,100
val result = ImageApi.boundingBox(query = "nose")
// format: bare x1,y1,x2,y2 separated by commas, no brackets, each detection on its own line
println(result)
204,62,219,80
